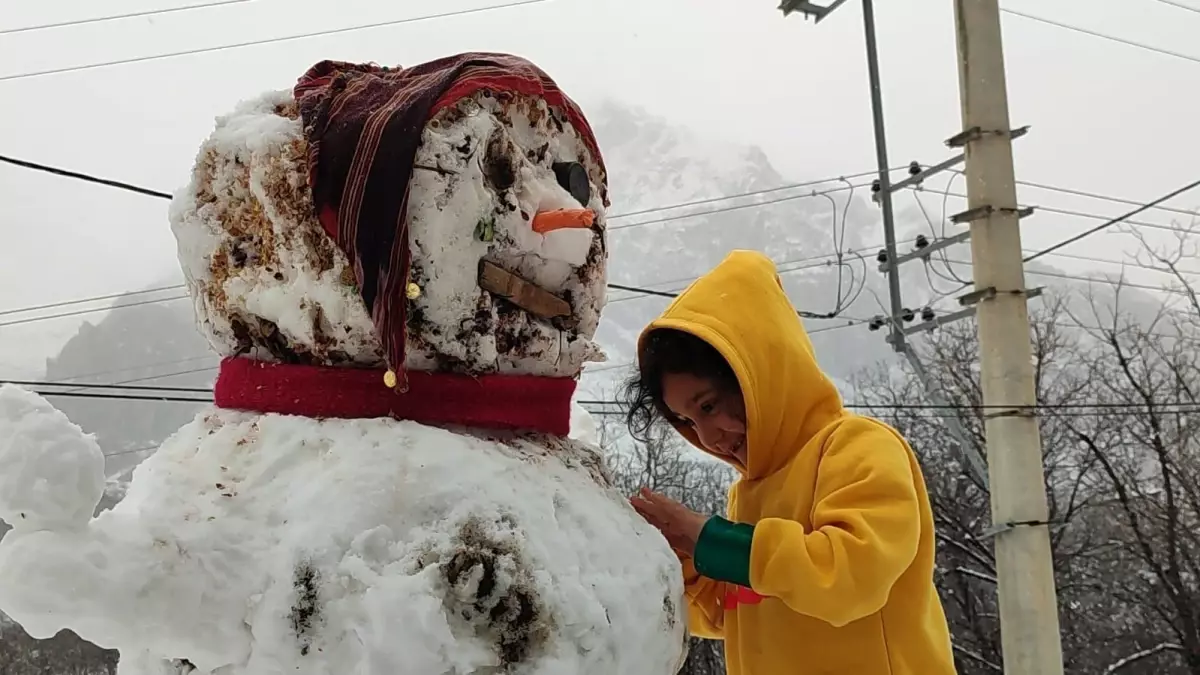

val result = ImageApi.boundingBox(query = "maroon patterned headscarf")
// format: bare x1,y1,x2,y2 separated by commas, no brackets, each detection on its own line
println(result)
293,52,606,390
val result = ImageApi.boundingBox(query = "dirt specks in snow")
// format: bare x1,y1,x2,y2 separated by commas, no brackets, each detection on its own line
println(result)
289,560,321,656
174,95,383,367
483,132,517,194
439,516,550,667
662,594,677,630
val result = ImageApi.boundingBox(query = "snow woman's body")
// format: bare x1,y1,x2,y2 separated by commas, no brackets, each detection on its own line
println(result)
625,249,957,675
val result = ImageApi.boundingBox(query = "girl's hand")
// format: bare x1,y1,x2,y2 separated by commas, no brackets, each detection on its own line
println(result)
630,487,709,556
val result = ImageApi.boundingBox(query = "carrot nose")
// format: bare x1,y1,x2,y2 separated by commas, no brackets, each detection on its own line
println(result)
531,209,595,234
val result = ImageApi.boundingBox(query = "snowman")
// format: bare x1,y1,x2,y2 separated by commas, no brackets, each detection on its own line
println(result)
0,53,687,675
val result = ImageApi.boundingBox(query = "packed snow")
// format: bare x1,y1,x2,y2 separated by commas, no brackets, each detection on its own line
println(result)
0,384,105,531
403,91,609,377
568,400,600,446
169,88,609,378
0,385,687,674
168,90,384,368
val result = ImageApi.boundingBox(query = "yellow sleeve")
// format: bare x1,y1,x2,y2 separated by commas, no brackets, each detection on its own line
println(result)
681,557,727,639
748,425,921,627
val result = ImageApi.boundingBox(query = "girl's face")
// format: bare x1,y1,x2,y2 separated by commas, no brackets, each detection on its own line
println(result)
661,371,748,466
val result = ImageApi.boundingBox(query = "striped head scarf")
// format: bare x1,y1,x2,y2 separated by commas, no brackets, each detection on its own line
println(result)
293,52,606,390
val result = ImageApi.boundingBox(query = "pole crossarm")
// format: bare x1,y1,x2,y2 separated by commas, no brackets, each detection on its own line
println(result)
874,126,1028,203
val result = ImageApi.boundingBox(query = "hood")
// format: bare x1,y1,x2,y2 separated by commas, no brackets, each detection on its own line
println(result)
637,250,844,480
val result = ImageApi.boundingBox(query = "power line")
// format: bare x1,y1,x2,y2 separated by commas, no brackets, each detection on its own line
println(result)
930,187,1192,236
605,283,677,299
0,202,1183,330
1001,8,1200,66
924,165,1199,221
13,145,1192,262
585,320,877,376
575,398,1200,412
0,1,551,82
4,153,1194,326
4,379,208,394
606,243,916,305
1028,247,1200,279
104,445,159,459
586,407,1200,418
23,389,209,404
1156,0,1200,14
1024,177,1200,264
605,167,897,221
15,381,1200,416
607,231,1200,313
57,365,218,394
608,181,871,231
54,354,216,384
0,0,251,36
0,156,885,323
0,282,185,318
943,257,1195,298
0,153,880,308
9,216,1178,330
896,178,1200,305
0,239,885,326
0,155,172,199
1,274,867,329
1004,175,1199,220
0,294,190,329
2,153,892,230
910,162,1199,221
607,272,871,320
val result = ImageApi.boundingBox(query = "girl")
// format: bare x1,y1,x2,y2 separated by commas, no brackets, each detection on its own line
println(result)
624,250,957,675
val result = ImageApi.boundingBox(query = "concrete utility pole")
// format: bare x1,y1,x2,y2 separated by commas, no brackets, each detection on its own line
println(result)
780,1,1061,671
951,1,1064,673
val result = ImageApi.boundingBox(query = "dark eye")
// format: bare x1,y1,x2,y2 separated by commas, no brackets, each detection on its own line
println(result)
671,412,693,427
700,401,716,414
552,161,591,206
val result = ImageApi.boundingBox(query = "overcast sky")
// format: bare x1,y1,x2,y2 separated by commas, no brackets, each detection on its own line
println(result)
1,0,1198,375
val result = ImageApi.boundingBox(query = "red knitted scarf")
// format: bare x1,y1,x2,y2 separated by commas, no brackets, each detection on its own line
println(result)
213,358,577,436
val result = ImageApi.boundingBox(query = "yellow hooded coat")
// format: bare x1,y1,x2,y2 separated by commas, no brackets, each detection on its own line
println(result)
639,250,956,675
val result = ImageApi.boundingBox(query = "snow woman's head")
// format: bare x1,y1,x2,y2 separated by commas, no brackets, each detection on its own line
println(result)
169,76,611,379
622,328,747,467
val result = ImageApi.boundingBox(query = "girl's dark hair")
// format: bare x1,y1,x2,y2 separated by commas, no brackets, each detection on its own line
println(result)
621,328,741,444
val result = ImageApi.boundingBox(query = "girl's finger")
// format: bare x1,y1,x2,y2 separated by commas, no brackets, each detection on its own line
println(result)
630,499,657,520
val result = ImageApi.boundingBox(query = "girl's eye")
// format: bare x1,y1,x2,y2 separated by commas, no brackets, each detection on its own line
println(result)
700,401,716,414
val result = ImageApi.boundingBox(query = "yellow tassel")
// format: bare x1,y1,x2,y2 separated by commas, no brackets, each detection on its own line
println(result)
383,370,397,389
405,282,421,300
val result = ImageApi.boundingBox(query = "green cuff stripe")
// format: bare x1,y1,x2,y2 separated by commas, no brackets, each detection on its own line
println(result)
693,516,754,588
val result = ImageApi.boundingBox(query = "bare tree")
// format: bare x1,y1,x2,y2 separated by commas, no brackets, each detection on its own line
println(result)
1057,250,1200,673
853,279,1198,674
